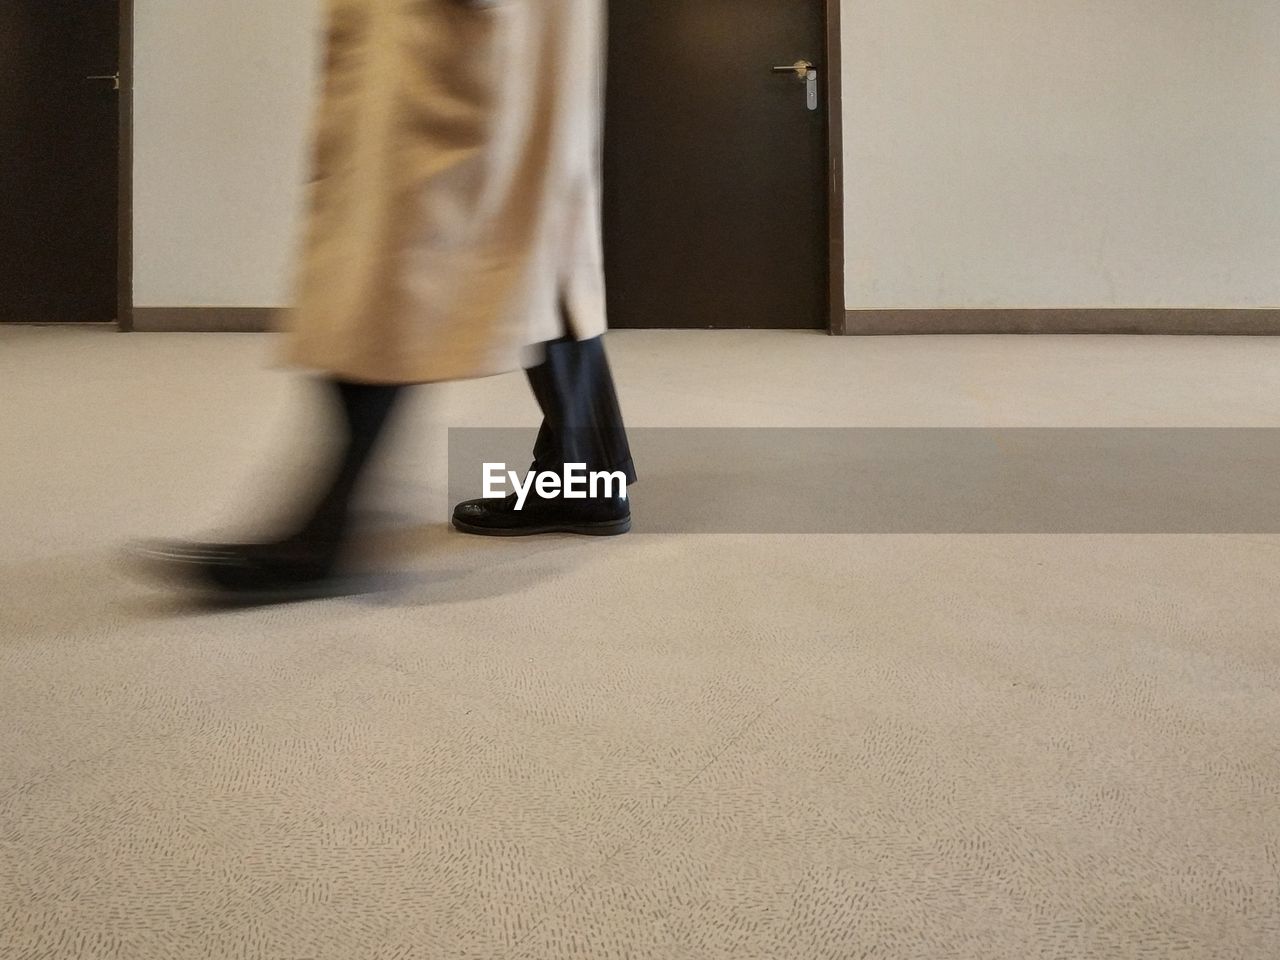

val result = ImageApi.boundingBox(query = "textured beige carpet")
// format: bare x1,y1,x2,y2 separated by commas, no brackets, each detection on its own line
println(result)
2,327,1279,959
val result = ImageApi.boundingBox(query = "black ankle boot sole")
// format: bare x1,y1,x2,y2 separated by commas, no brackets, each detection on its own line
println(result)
450,515,632,538
122,541,375,606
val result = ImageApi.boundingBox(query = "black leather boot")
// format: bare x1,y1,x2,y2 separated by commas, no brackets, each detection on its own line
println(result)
452,489,631,536
126,536,358,605
127,380,403,604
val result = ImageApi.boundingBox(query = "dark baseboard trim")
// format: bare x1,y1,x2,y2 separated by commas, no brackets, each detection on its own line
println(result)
843,309,1280,335
131,307,276,332
128,307,1280,335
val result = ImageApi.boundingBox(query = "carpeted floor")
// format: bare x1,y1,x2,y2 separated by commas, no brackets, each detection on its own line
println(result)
2,326,1278,959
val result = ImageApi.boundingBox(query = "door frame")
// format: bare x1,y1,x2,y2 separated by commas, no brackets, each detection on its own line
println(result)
116,0,134,331
824,0,846,335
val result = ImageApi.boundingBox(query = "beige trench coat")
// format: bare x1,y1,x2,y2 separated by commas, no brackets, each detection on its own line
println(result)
283,0,608,384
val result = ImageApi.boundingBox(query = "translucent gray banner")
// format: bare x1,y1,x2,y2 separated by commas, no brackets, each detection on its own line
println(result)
448,428,1280,533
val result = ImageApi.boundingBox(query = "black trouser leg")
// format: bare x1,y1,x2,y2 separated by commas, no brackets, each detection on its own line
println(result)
132,377,406,597
525,335,636,485
285,378,405,557
451,335,633,535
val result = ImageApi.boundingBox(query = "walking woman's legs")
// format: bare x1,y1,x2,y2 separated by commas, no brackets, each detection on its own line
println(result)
130,378,405,602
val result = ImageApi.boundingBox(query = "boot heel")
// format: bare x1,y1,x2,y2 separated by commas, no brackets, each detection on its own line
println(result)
570,516,632,536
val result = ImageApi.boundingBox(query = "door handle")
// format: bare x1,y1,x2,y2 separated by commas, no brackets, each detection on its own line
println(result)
771,61,819,111
771,60,813,80
86,73,120,91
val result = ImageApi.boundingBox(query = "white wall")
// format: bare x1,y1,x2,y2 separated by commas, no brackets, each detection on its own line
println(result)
132,1,321,307
133,1,1280,312
841,0,1280,310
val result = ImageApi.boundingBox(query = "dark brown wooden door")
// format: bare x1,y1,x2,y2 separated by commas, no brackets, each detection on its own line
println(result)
603,1,828,330
0,0,120,322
